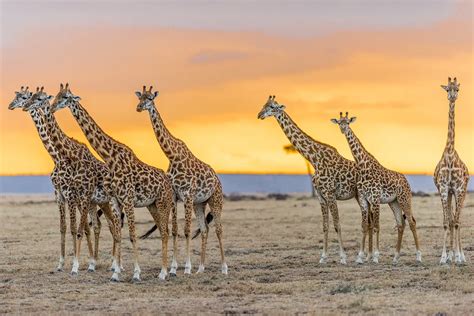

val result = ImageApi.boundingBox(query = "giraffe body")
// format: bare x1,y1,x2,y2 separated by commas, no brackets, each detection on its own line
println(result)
52,84,174,282
258,96,359,264
434,77,469,265
136,86,227,275
332,112,421,264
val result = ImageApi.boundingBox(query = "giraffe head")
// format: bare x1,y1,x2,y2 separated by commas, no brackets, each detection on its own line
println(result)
135,85,159,112
257,95,286,119
51,83,81,112
331,112,357,134
440,77,460,102
8,86,33,110
23,87,54,112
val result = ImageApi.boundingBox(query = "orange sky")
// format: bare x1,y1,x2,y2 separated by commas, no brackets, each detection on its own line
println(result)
0,1,472,175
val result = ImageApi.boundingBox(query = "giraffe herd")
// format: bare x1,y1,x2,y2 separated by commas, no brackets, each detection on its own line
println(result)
7,77,469,283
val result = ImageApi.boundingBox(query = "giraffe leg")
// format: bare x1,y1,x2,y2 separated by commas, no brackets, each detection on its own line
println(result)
389,201,405,264
148,200,170,281
453,191,466,264
356,197,369,264
56,193,66,271
78,202,94,273
122,198,141,282
319,203,329,264
88,205,100,272
69,200,79,275
439,190,450,264
399,196,421,262
367,209,374,262
183,197,194,275
328,199,346,264
371,203,381,264
194,203,208,273
109,198,123,272
208,186,227,274
170,198,178,276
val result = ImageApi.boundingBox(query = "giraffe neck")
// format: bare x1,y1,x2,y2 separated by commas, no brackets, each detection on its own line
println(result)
342,126,373,166
43,105,80,160
445,101,456,154
274,111,331,163
68,102,119,162
28,109,60,163
147,105,185,160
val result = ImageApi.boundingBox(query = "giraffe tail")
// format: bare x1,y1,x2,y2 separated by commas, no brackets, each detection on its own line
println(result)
192,212,214,240
140,225,158,239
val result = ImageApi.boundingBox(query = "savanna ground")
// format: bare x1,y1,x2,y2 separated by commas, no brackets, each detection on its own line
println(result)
0,193,473,315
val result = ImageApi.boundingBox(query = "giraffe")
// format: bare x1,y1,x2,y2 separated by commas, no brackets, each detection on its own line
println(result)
135,86,227,275
434,77,469,265
332,112,422,264
22,86,122,275
51,84,174,282
258,95,359,264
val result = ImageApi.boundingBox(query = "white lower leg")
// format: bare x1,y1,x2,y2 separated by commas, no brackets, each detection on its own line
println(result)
159,267,167,280
393,252,400,264
71,257,79,275
111,265,120,282
319,251,328,264
221,262,228,275
356,251,365,264
56,256,65,271
133,262,141,281
197,264,205,273
416,250,422,262
372,250,380,263
87,258,96,272
170,258,178,275
184,258,192,274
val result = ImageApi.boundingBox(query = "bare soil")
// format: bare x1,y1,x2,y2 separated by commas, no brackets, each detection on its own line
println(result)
1,194,473,315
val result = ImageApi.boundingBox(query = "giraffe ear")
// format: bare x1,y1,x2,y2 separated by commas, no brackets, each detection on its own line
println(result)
47,95,54,100
349,117,357,123
440,85,448,91
72,95,81,101
330,119,338,124
153,91,159,98
278,104,286,111
135,91,142,98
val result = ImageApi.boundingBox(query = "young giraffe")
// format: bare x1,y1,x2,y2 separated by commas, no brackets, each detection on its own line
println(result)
52,84,174,282
434,77,469,265
332,112,422,264
135,86,227,275
258,95,358,264
23,86,122,275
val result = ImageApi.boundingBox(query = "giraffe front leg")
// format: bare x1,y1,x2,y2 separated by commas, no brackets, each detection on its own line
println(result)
69,201,79,275
183,198,194,275
328,200,346,265
170,199,178,276
88,205,100,272
122,200,141,282
454,192,466,265
389,201,405,264
319,203,329,264
208,186,227,275
57,197,66,272
194,203,208,273
371,204,381,264
356,197,369,264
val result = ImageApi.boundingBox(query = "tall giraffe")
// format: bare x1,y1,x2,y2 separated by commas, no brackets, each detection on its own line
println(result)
332,112,421,264
8,87,69,271
434,77,469,265
136,86,227,275
52,84,174,282
23,86,122,275
258,96,358,264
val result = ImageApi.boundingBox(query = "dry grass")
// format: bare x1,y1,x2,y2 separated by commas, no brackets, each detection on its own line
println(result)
0,194,473,314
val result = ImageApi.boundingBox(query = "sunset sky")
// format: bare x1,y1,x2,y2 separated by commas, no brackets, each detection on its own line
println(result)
0,0,472,175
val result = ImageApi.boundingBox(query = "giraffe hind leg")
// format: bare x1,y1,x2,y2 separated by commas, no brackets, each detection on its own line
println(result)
208,186,227,274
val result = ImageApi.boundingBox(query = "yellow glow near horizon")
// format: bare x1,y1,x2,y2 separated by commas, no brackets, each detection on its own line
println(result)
0,3,472,175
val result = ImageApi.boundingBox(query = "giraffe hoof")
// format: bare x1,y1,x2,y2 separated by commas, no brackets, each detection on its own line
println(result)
221,263,228,275
184,267,192,275
56,266,64,272
319,256,328,264
355,256,364,264
169,272,177,278
110,274,120,282
132,276,141,283
415,251,422,263
372,257,379,264
196,264,205,273
340,257,347,265
70,271,78,276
